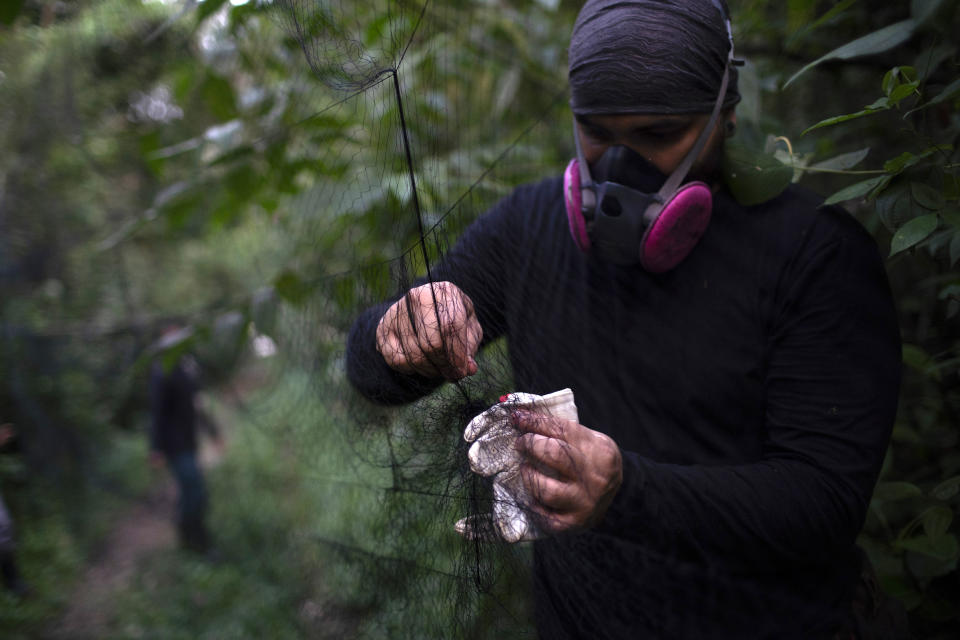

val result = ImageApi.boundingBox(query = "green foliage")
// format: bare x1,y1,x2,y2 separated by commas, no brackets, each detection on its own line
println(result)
771,0,960,632
100,369,529,638
726,0,960,633
0,0,24,26
0,506,82,639
0,431,151,636
722,141,795,205
783,19,918,89
1,0,958,636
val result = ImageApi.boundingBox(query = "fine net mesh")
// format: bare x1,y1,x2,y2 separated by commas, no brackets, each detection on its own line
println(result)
232,2,850,638
230,1,578,636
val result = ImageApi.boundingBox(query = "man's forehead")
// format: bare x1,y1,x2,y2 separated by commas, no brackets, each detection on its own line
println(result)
576,113,702,130
568,1,738,118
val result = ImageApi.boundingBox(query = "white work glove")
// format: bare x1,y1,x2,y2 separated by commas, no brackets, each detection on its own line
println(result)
455,388,578,543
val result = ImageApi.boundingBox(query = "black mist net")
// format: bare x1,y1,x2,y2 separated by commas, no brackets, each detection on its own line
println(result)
256,1,897,637
29,0,898,638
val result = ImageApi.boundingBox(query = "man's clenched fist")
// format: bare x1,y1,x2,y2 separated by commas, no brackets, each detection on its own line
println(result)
376,281,483,380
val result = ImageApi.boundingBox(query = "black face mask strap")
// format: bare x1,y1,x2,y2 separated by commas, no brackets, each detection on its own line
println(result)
655,2,740,201
573,114,597,213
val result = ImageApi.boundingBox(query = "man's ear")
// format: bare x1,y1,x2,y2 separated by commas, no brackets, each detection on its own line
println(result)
724,113,737,137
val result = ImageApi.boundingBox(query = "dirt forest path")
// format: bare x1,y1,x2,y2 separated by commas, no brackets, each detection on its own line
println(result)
42,378,251,639
45,480,177,639
45,435,227,640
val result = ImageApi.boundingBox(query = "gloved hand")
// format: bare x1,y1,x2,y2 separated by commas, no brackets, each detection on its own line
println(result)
455,389,578,543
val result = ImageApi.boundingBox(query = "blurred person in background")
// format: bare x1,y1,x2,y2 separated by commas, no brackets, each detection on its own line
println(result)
0,422,29,598
148,326,222,555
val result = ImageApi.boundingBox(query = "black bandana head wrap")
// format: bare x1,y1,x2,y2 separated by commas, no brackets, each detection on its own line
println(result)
568,0,740,115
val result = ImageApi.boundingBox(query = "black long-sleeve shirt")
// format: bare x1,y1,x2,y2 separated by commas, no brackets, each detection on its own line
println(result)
346,177,901,639
149,358,201,458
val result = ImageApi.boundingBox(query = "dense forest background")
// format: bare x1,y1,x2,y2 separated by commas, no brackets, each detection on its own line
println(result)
1,0,958,638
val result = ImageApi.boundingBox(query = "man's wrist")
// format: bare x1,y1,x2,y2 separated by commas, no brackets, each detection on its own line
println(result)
592,447,635,534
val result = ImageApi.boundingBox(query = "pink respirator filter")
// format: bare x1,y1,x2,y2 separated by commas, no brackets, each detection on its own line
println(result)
564,159,591,251
639,182,712,273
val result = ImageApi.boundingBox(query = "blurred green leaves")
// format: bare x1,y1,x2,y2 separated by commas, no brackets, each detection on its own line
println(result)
783,19,917,89
890,214,938,256
822,176,890,206
201,71,238,121
0,0,24,25
722,142,793,206
2,0,959,635
782,0,960,630
197,0,230,25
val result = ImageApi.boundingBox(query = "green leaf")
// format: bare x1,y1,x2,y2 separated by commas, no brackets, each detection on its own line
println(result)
823,176,890,205
931,476,960,501
910,182,943,211
332,278,358,310
883,66,917,96
873,480,923,502
882,69,897,96
273,270,313,306
912,0,949,27
926,228,955,257
802,105,888,135
902,343,942,380
0,0,24,25
139,131,166,177
892,423,923,444
906,546,959,580
784,0,857,50
923,506,953,540
875,180,926,233
888,81,920,104
890,213,938,256
210,145,256,167
225,164,261,202
884,152,918,173
921,143,952,156
942,207,960,228
907,77,960,116
911,182,944,210
202,73,238,121
811,148,870,171
784,19,917,89
898,533,959,561
877,575,923,611
722,143,793,206
197,0,230,24
360,262,394,301
951,231,960,267
259,196,279,213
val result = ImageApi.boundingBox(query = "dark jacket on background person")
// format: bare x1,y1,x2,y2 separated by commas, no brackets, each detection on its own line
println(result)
149,357,200,458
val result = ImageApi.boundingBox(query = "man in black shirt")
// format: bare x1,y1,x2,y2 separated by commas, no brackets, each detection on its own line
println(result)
149,332,220,553
346,1,901,637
